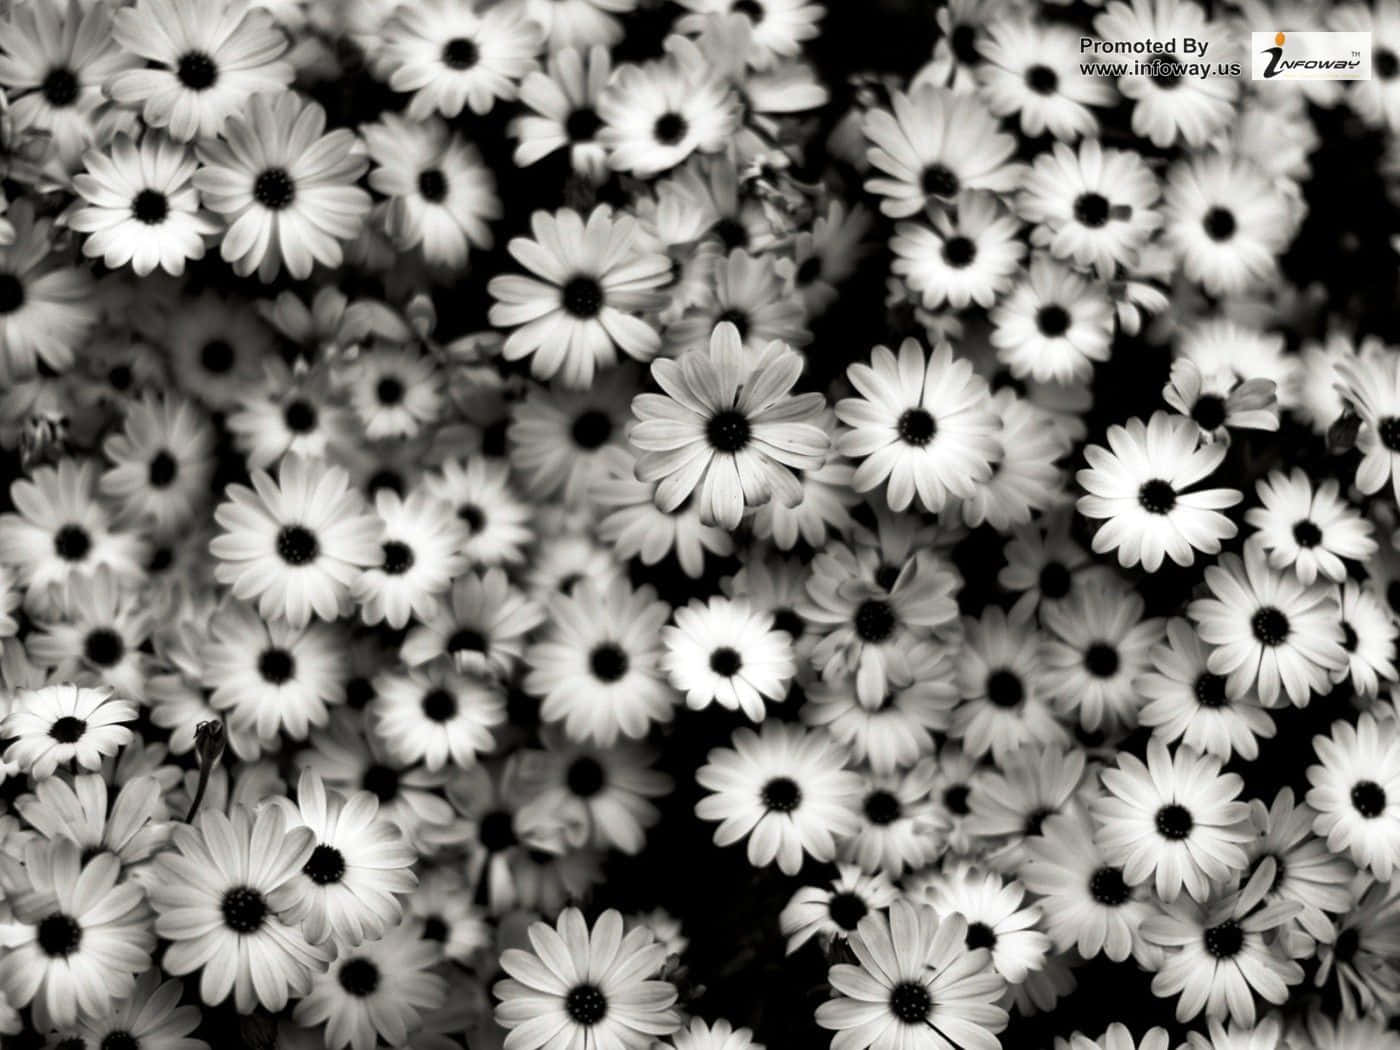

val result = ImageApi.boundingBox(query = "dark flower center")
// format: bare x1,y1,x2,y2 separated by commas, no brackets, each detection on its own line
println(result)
221,886,267,933
1378,48,1399,79
1084,642,1119,677
41,67,79,106
1192,394,1226,430
709,646,743,676
714,218,749,251
863,790,902,825
84,628,125,668
1203,207,1236,241
653,112,688,145
1378,417,1400,451
854,599,897,642
376,376,405,406
148,450,178,487
986,669,1023,708
49,716,86,743
1153,54,1183,88
951,23,978,63
1292,520,1323,548
561,275,604,318
381,540,415,575
303,844,346,885
37,912,83,956
965,921,997,950
566,106,602,142
1089,866,1130,906
448,628,487,655
716,309,750,340
177,51,218,90
417,169,448,203
762,776,802,812
259,648,295,685
458,503,485,533
1342,622,1358,652
565,984,608,1024
479,810,517,851
942,236,976,267
590,643,629,682
889,981,931,1023
572,409,613,449
1025,65,1058,94
338,957,380,996
1039,562,1071,599
897,408,937,446
1334,927,1360,963
345,677,374,710
201,339,234,373
421,687,458,722
1204,919,1244,958
0,273,24,313
1194,672,1228,708
361,765,400,802
1251,607,1290,646
276,525,319,566
567,756,606,798
1155,803,1194,840
773,608,805,640
732,0,764,21
283,399,318,433
1074,193,1111,228
1138,479,1177,514
706,409,751,453
442,37,479,69
132,189,169,225
1036,305,1070,337
921,164,959,199
828,891,867,930
102,1032,138,1050
943,784,970,815
53,524,91,562
253,168,296,210
1352,780,1387,818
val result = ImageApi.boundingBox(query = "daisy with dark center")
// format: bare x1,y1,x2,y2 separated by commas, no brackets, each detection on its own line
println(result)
1,684,136,781
952,606,1067,764
1188,541,1347,708
488,205,671,388
99,393,214,535
511,45,613,183
845,765,945,876
664,248,810,355
976,17,1114,139
14,772,167,870
371,662,505,771
1337,347,1400,505
750,442,860,552
0,838,154,1030
68,133,220,276
1307,712,1400,882
1137,617,1276,762
989,255,1114,384
630,322,828,531
695,723,862,875
353,487,468,630
1313,877,1400,1018
835,338,1001,514
890,190,1026,310
1022,811,1161,965
1333,580,1398,698
997,514,1101,625
1162,358,1279,443
495,908,681,1050
780,864,901,954
662,595,797,722
920,0,1001,92
970,744,1086,863
526,578,675,744
408,865,491,964
1076,411,1242,572
424,457,534,568
165,291,274,411
226,365,358,471
108,0,292,142
1141,872,1304,1027
1017,138,1162,278
1092,739,1253,903
345,349,443,444
0,201,98,382
401,567,544,679
1245,469,1375,586
915,865,1050,986
508,378,635,498
815,899,1008,1050
957,389,1067,531
1041,583,1165,736
1331,0,1400,131
861,84,1023,218
65,969,204,1050
28,567,153,698
598,51,739,176
210,455,381,629
364,113,501,271
294,917,446,1050
149,805,332,1013
193,92,371,281
375,0,543,119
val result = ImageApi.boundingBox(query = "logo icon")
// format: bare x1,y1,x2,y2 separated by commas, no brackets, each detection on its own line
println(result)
1252,31,1372,80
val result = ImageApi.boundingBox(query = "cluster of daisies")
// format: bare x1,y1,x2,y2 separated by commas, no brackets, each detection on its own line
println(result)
1,0,1400,1047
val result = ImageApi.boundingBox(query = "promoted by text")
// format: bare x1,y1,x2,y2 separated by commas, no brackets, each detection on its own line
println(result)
1080,38,1242,79
1251,31,1372,80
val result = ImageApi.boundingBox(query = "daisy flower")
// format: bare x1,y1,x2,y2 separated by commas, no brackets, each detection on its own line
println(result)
165,292,274,411
1336,346,1400,504
1092,0,1238,148
1245,469,1375,586
915,865,1051,986
631,322,828,531
661,595,795,722
1335,580,1399,698
400,568,544,679
68,133,221,276
346,348,444,442
494,908,681,1050
421,458,531,570
108,0,293,142
14,772,168,869
1076,411,1241,572
226,365,357,471
1162,154,1294,297
780,864,901,954
353,486,469,630
969,743,1086,855
695,723,862,875
976,17,1115,139
1092,739,1252,903
1162,358,1279,442
375,0,544,119
1331,0,1400,131
0,201,97,381
1314,878,1400,1018
210,455,382,629
835,339,1001,514
1137,618,1276,762
28,566,153,698
370,662,505,771
598,53,739,176
525,578,675,745
1,684,137,780
1307,712,1400,881
997,514,1099,625
861,85,1023,218
1022,811,1160,965
889,190,1027,311
750,445,860,552
957,390,1066,531
814,899,1007,1050
363,113,501,270
664,248,810,355
844,765,945,876
99,392,215,534
0,838,154,1029
1187,541,1347,707
989,255,1115,384
150,805,332,1013
65,969,205,1050
488,205,671,388
1019,139,1161,280
511,45,613,183
193,92,371,281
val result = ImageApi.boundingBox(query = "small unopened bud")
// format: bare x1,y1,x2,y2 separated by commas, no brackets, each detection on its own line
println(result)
1327,411,1361,455
185,720,225,823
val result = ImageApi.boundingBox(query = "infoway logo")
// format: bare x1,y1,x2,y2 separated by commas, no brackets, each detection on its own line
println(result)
1252,31,1372,80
